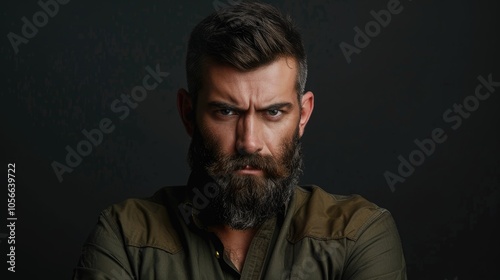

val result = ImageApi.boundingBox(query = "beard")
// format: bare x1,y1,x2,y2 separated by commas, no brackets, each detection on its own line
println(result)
187,125,303,230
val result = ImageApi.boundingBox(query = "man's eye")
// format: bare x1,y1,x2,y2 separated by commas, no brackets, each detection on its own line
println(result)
267,109,282,116
219,108,236,116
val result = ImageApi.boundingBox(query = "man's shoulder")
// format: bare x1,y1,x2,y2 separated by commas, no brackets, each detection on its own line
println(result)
287,185,389,243
104,185,185,216
99,186,186,253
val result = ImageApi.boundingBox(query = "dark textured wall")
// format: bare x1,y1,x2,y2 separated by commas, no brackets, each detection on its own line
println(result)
2,0,499,279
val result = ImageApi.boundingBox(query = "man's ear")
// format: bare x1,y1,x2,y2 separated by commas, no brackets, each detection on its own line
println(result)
177,88,194,137
298,91,314,137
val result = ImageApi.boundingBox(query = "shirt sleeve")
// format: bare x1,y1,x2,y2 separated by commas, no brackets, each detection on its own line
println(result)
72,209,136,280
343,210,407,280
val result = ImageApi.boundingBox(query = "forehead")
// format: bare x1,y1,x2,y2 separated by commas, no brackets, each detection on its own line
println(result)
198,57,299,105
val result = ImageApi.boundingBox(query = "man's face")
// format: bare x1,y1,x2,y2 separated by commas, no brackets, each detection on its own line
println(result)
181,57,314,229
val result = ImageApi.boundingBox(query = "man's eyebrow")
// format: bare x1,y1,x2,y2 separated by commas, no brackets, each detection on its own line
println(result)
262,102,293,110
207,101,240,109
207,101,294,111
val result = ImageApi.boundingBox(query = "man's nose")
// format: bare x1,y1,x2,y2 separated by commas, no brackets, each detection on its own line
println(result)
236,115,263,155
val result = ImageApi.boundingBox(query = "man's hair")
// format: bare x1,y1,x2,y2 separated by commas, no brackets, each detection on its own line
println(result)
186,1,307,102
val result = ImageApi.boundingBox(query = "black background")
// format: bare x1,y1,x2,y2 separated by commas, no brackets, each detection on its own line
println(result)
2,0,499,279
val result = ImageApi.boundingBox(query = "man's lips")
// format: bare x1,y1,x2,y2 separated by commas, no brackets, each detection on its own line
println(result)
234,165,263,175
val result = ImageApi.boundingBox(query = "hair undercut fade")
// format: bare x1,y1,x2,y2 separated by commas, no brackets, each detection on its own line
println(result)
185,1,307,103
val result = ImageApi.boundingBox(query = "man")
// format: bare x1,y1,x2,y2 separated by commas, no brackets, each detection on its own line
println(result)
73,2,407,279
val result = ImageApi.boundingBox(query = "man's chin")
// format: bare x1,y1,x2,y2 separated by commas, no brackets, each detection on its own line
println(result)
188,126,303,229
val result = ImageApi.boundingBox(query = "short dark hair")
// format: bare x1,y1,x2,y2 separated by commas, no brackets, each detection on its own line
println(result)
185,1,307,102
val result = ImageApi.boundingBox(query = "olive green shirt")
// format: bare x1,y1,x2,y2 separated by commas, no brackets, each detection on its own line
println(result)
73,183,407,279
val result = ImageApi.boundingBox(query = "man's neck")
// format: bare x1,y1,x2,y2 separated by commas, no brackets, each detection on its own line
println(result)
209,225,258,272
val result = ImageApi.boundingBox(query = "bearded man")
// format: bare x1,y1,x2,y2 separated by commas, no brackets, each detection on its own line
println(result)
73,2,407,279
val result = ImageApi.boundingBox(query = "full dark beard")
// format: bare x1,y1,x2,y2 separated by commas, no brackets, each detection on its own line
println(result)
187,127,303,229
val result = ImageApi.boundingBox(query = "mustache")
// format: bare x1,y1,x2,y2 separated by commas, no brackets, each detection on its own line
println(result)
207,153,290,178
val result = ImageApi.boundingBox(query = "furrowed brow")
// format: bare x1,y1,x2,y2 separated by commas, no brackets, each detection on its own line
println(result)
207,101,293,111
262,102,293,110
207,101,240,110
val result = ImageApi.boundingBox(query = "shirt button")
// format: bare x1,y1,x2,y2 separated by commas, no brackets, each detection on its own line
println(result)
215,251,220,259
